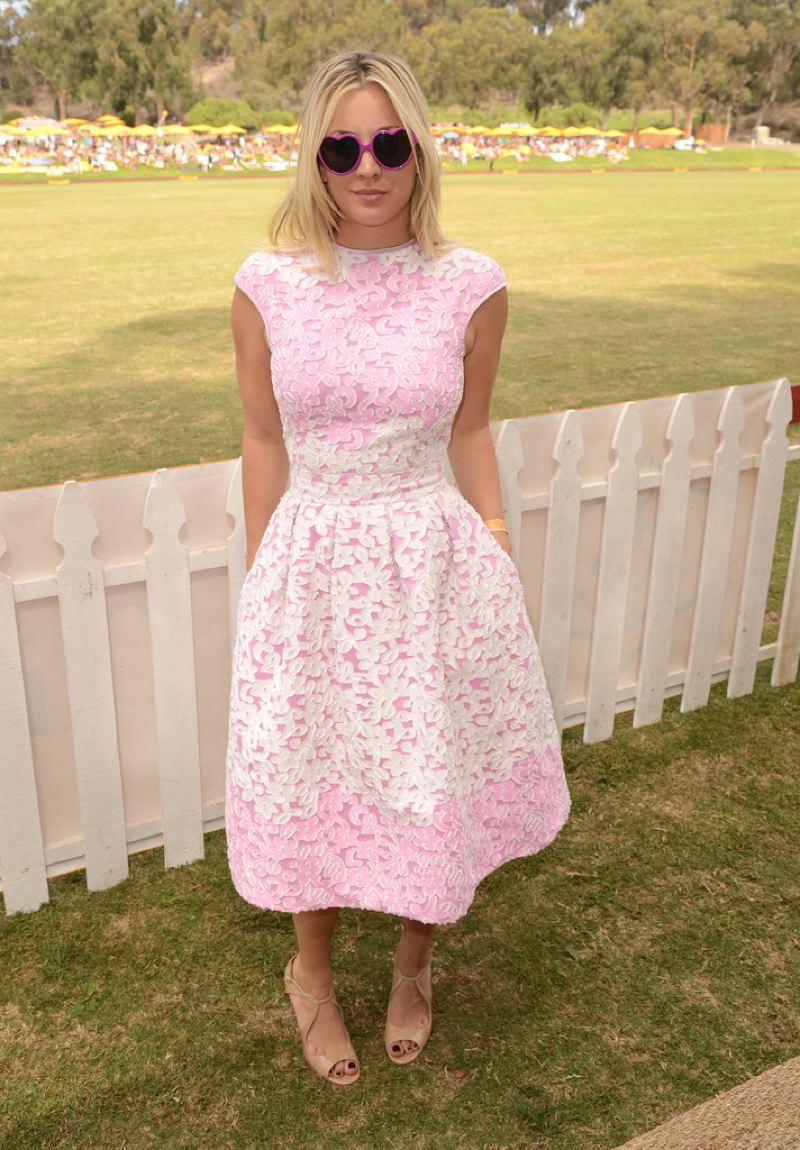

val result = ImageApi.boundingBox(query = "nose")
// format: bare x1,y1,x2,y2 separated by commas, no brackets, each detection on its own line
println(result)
356,146,381,176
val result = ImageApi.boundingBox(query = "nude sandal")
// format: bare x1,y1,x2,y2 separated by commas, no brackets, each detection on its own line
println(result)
283,952,361,1085
384,956,433,1064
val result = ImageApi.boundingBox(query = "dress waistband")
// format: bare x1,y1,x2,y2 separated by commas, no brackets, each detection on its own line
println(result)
287,461,450,505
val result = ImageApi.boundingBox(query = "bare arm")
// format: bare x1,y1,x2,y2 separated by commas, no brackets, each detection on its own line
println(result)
446,286,511,555
230,286,289,571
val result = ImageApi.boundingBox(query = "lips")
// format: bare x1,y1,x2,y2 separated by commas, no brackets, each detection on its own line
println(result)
354,190,386,198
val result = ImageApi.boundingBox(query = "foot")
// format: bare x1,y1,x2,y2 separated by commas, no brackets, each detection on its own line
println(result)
387,942,433,1057
287,954,359,1080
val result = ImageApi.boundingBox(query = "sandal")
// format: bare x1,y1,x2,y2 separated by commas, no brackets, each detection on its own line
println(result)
384,956,433,1064
283,952,361,1085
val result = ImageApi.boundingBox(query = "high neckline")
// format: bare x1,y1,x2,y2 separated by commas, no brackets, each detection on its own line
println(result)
334,238,417,254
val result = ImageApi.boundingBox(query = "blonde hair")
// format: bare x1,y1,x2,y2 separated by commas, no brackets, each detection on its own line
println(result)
264,49,455,281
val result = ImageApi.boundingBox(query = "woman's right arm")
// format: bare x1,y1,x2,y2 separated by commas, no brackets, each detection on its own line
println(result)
230,286,289,572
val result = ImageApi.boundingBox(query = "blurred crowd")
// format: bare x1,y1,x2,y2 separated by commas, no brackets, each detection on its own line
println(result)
0,120,644,175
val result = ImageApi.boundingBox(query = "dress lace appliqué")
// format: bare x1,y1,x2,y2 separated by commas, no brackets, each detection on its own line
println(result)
226,239,571,923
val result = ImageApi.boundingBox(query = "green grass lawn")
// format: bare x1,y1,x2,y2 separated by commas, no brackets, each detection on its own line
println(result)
2,164,798,492
1,660,797,1150
1,168,799,1149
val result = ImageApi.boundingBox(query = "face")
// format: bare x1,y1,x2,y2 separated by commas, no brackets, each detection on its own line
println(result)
317,81,418,247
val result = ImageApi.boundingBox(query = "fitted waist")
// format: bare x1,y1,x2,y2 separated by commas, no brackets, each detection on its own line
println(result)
288,459,449,505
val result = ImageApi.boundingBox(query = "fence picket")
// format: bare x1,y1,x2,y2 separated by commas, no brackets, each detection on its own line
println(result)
634,394,695,727
772,486,800,686
539,410,583,732
682,387,745,712
53,481,129,892
584,402,642,742
142,469,204,869
0,525,49,914
729,378,792,697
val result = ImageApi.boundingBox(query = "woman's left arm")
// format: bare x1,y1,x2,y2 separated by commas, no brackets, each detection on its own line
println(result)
447,286,511,556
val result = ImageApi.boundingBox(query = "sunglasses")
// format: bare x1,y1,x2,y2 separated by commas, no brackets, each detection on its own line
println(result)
317,127,418,175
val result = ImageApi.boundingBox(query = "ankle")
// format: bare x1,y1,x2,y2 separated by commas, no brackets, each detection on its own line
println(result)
395,936,434,974
293,953,334,994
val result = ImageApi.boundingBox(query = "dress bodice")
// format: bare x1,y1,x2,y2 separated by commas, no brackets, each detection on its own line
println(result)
232,238,507,504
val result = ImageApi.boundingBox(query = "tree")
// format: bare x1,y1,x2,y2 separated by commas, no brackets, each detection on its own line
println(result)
88,0,194,122
15,0,102,119
652,0,750,135
574,0,660,129
410,6,532,106
746,1,800,123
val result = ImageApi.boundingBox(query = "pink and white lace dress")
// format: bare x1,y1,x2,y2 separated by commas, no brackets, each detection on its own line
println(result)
225,237,571,924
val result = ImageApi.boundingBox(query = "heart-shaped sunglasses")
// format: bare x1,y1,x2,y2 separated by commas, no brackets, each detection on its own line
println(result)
317,127,419,175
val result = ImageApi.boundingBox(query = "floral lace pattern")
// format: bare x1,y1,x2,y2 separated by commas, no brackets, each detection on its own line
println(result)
226,239,571,923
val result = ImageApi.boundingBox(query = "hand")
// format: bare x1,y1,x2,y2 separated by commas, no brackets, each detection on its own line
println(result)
490,529,512,558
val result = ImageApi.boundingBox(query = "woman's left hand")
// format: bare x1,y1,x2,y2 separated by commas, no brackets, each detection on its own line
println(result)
491,530,512,558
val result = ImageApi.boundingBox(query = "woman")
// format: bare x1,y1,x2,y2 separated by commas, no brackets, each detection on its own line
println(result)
226,48,571,1086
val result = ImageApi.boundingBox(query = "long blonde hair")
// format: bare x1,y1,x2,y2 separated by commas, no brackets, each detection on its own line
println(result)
264,50,455,281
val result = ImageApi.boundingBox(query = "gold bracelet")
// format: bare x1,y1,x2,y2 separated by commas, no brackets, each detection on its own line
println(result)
483,517,509,535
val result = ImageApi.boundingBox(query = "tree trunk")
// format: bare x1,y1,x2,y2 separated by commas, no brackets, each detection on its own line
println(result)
57,89,66,121
683,106,693,135
725,105,731,143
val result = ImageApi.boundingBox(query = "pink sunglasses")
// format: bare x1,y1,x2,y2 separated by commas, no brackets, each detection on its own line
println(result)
317,127,419,175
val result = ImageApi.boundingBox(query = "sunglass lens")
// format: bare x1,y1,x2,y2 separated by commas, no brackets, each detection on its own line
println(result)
319,135,360,173
374,129,413,168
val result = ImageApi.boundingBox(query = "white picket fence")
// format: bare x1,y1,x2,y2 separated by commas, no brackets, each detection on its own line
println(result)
0,377,798,916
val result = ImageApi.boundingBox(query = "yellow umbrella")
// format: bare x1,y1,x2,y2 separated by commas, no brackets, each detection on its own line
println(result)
536,126,562,135
131,124,158,136
467,125,491,134
603,129,627,137
574,124,602,135
187,123,217,133
661,126,685,135
26,123,70,136
162,124,194,135
638,125,667,134
208,123,246,135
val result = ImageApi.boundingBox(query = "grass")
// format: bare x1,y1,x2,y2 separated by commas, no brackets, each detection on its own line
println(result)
2,164,798,492
1,166,799,1148
1,660,798,1150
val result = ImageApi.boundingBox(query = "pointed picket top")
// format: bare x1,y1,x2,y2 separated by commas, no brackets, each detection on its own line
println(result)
143,466,188,541
53,479,101,562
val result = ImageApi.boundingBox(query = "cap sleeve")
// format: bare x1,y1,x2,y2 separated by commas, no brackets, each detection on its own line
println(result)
458,251,508,355
233,251,276,347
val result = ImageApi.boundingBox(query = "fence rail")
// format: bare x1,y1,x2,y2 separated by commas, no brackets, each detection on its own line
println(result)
0,377,797,916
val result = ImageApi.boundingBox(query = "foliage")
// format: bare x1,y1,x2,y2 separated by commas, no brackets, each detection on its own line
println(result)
4,0,800,131
185,94,261,128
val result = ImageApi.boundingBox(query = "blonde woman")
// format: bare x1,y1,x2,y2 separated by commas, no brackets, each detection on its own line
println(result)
226,49,571,1086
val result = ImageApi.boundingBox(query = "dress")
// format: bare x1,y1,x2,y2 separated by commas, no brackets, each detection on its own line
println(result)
225,236,571,924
